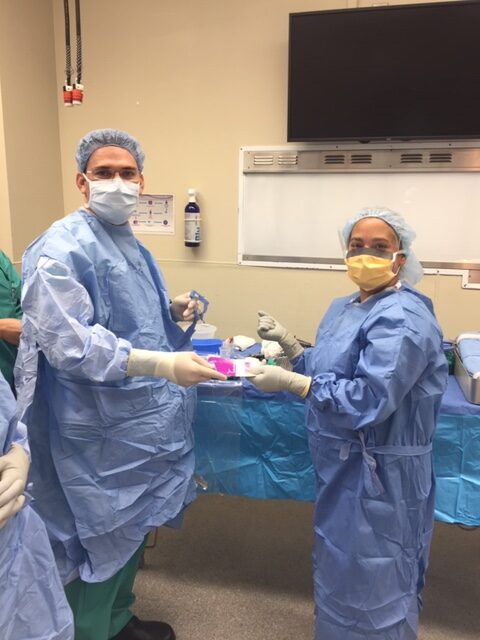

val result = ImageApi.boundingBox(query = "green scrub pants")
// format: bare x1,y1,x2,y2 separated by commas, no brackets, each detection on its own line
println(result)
64,540,146,640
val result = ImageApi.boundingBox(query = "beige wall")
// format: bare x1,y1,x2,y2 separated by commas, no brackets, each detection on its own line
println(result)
2,0,477,341
0,79,12,257
0,0,63,264
51,0,480,341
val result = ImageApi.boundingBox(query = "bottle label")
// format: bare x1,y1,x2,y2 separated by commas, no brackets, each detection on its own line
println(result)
185,215,201,243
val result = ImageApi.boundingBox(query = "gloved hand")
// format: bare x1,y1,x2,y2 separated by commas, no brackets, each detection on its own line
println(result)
257,311,304,361
0,443,29,529
249,361,311,398
170,292,198,322
127,349,227,386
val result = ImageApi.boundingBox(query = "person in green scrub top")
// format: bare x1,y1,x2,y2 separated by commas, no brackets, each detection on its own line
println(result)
0,251,22,389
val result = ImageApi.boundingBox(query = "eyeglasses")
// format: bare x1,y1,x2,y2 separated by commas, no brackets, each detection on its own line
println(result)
346,248,405,260
346,248,394,260
85,167,141,182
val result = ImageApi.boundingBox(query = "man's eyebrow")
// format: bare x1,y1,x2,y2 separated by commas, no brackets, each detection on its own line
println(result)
91,163,137,168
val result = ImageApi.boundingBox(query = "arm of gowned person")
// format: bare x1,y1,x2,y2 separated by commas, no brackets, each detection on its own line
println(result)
20,257,226,387
0,318,22,346
20,257,132,383
306,312,445,431
127,349,227,386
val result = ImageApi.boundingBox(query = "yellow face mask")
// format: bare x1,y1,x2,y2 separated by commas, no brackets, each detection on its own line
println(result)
345,249,401,291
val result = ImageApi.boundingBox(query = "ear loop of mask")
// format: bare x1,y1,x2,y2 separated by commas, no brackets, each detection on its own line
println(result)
391,250,407,276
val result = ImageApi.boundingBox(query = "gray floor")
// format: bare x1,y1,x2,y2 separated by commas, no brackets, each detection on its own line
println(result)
134,494,479,639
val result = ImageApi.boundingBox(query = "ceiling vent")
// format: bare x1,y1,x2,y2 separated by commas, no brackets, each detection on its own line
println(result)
253,154,274,165
324,154,346,164
400,153,423,164
429,152,453,164
278,153,298,165
351,153,372,164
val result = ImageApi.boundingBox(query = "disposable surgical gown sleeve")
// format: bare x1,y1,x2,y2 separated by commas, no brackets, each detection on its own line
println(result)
297,302,432,431
21,256,130,382
0,372,74,640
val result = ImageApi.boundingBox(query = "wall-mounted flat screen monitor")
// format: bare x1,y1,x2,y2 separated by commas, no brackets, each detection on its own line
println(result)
288,1,480,142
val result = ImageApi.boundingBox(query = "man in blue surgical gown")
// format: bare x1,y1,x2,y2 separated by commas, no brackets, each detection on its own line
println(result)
0,371,74,640
249,208,448,639
15,129,225,640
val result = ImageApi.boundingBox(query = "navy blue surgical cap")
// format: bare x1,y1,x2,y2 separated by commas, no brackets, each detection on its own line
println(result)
76,128,145,172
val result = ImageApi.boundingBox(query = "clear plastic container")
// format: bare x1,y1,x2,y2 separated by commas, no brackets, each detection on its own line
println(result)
192,323,217,339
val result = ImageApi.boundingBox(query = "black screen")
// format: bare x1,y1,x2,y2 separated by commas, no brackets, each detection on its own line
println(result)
288,1,480,142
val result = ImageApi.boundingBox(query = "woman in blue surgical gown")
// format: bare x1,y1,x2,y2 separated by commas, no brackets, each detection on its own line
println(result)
250,208,448,639
0,371,73,640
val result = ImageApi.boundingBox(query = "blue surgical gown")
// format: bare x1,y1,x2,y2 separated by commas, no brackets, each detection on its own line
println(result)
0,372,74,639
295,283,448,639
15,209,197,584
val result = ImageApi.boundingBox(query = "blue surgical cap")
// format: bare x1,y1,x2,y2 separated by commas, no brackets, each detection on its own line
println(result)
342,206,424,285
75,128,145,172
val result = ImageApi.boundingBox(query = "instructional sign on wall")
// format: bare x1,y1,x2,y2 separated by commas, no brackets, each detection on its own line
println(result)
131,193,174,234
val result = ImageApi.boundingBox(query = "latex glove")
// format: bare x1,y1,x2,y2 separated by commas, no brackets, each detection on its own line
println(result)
170,292,198,322
249,361,311,398
0,443,29,529
127,349,227,386
257,311,304,361
0,318,22,346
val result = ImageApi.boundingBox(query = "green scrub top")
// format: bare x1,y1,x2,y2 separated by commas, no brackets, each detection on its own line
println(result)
0,251,22,388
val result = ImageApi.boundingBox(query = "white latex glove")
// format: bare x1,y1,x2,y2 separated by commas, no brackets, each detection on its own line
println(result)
127,349,227,386
170,292,198,322
249,361,311,398
0,443,29,529
257,310,304,361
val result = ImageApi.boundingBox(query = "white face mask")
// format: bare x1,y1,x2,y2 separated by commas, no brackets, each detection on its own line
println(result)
84,176,140,225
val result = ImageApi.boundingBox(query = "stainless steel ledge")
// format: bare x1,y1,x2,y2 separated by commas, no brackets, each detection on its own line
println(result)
243,148,480,173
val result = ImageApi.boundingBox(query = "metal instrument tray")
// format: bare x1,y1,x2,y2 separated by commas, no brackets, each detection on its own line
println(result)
454,347,480,404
